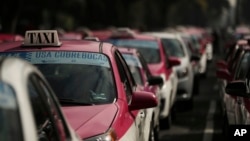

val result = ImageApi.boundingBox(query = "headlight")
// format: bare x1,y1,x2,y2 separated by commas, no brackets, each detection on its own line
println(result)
177,67,188,78
84,129,117,141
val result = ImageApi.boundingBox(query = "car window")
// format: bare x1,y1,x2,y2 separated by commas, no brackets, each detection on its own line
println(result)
235,52,250,80
0,81,23,141
161,38,185,57
33,75,71,140
37,64,115,105
122,53,143,85
137,51,152,78
0,51,116,105
108,39,161,63
115,51,134,103
28,74,60,141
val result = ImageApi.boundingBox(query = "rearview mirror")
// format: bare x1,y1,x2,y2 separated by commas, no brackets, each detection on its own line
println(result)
168,57,181,68
225,81,249,97
129,91,158,111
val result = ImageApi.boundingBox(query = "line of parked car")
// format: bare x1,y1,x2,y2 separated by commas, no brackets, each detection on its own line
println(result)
215,25,250,139
0,26,213,141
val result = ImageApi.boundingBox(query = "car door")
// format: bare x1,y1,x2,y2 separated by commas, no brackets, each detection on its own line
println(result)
114,50,146,140
234,51,250,124
27,73,75,141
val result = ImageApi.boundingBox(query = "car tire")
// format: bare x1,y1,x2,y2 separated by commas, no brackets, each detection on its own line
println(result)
184,97,194,110
160,112,172,130
222,112,229,140
192,74,200,95
149,118,159,141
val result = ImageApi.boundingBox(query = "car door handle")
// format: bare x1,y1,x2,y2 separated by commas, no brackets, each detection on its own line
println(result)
139,111,145,118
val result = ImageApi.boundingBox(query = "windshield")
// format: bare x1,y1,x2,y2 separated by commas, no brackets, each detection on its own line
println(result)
0,81,23,141
37,64,115,105
161,38,185,57
108,39,160,64
0,51,116,105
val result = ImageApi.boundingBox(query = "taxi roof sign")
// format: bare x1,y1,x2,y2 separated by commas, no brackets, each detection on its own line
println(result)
23,30,62,46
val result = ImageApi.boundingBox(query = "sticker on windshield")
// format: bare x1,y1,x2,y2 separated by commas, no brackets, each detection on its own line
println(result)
0,52,110,68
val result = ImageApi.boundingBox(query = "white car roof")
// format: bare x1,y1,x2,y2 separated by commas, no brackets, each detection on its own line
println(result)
143,32,178,39
0,57,80,141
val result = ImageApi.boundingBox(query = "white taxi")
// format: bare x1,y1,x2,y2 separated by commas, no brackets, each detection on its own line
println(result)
0,57,80,141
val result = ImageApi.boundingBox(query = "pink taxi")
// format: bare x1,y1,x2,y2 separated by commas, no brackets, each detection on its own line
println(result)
0,30,157,141
106,29,180,129
118,47,163,141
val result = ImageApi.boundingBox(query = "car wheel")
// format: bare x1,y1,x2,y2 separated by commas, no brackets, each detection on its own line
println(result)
160,112,172,130
149,118,159,141
192,74,200,95
222,112,229,140
184,97,194,110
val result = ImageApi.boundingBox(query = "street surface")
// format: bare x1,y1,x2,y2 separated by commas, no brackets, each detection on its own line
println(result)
159,55,224,141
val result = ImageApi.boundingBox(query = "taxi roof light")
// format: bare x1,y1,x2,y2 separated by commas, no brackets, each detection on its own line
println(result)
23,30,62,47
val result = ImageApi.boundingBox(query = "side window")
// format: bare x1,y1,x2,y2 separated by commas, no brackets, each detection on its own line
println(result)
0,81,23,141
115,51,134,103
28,74,66,141
137,51,152,78
235,53,250,80
160,41,170,68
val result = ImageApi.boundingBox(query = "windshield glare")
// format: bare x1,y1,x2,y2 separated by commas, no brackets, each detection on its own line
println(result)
36,64,116,105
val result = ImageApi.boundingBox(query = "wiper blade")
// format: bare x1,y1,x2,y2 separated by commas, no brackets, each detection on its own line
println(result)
59,98,93,106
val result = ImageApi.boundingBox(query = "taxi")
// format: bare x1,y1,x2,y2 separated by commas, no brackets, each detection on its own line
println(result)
0,57,80,141
118,47,163,141
105,28,180,129
0,30,158,141
0,33,24,42
219,45,250,138
216,40,248,134
144,32,197,107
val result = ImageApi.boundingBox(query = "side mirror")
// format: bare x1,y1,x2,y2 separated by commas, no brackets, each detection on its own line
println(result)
168,57,181,68
216,69,232,81
148,76,163,86
225,81,249,97
190,54,200,61
129,91,158,111
216,60,228,69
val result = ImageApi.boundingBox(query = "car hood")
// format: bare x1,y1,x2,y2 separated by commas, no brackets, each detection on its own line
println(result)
62,104,118,139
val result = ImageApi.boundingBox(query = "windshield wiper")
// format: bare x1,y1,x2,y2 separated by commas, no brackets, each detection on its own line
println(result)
59,98,94,106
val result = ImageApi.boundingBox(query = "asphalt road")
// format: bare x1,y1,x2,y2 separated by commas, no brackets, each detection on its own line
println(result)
159,56,224,141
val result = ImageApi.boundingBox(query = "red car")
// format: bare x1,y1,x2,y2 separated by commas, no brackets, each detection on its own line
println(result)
223,45,250,139
0,33,24,42
118,47,163,140
0,30,158,141
106,28,180,129
216,39,250,136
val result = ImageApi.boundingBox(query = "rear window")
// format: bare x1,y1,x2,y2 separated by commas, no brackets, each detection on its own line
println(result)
108,39,160,64
0,51,116,105
161,38,185,57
